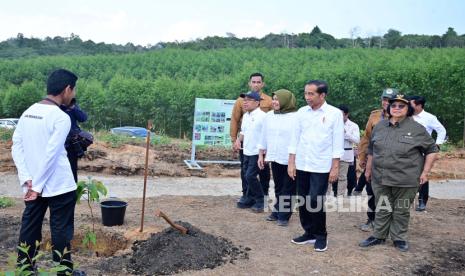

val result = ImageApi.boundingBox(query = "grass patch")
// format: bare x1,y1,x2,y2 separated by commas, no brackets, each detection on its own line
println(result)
95,131,172,148
0,196,15,208
0,128,13,141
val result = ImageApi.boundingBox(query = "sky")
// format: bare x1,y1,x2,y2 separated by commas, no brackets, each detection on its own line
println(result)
1,0,464,46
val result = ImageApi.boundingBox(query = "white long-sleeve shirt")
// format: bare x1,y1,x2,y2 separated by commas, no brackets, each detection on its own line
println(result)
341,118,360,162
12,103,76,197
258,111,296,165
240,108,266,156
413,110,447,145
288,102,345,173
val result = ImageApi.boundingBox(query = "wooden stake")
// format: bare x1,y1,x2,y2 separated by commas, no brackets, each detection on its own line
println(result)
140,120,153,232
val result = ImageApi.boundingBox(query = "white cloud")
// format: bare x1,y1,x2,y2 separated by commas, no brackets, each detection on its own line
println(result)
160,20,208,42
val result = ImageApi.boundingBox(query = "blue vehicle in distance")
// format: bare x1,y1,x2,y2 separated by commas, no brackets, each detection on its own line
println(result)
110,126,149,138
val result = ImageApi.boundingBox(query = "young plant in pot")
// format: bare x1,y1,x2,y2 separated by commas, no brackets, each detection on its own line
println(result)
76,176,108,252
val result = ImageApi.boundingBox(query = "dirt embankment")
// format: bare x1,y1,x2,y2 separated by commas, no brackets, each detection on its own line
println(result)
1,141,464,179
0,140,240,178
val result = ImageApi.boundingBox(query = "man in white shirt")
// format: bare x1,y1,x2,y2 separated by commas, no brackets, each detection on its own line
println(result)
410,95,447,211
333,105,360,197
288,80,344,252
234,91,267,212
12,69,79,275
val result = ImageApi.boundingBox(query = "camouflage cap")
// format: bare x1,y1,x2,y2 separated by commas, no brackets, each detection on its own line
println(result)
381,88,399,99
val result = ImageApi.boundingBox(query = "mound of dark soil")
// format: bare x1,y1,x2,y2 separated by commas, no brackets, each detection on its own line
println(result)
413,241,465,275
100,222,249,275
0,215,21,262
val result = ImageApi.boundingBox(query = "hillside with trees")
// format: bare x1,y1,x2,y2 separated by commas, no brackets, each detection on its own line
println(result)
0,47,464,142
1,27,464,58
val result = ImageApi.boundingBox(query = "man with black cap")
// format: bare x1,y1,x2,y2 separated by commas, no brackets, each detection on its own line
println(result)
234,91,267,212
356,88,397,232
231,73,272,207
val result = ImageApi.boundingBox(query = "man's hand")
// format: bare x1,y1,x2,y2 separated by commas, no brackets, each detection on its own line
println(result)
257,155,265,170
365,169,371,183
328,166,339,183
233,139,242,152
359,159,366,170
419,171,429,185
287,162,296,180
24,189,39,201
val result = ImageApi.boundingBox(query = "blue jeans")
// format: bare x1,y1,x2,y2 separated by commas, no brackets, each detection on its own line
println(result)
240,149,270,196
243,154,264,205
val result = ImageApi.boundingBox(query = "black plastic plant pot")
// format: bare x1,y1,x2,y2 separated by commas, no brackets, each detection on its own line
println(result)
100,200,128,226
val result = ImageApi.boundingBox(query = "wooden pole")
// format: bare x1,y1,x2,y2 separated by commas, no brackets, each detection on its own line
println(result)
140,120,153,232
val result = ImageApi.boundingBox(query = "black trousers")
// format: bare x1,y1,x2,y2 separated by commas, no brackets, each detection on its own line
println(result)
354,163,367,192
346,159,357,195
17,190,77,273
240,149,270,196
296,170,329,241
66,148,78,183
354,171,376,221
418,181,429,205
270,162,296,221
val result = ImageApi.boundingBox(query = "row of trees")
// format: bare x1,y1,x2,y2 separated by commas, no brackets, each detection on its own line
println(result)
1,27,464,58
0,48,464,142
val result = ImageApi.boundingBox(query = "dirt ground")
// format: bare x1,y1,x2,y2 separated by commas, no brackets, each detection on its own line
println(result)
1,141,465,275
1,196,465,275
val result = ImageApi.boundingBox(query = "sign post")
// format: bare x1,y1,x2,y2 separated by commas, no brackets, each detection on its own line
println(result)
184,98,240,169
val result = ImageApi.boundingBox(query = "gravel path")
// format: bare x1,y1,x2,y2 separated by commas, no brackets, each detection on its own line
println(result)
1,173,464,200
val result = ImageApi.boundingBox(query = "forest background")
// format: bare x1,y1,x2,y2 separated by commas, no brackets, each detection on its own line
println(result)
0,26,464,142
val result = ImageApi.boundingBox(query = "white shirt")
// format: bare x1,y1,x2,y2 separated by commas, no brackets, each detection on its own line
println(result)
288,102,345,173
12,103,76,197
240,108,266,156
341,118,360,162
413,110,447,145
258,111,296,165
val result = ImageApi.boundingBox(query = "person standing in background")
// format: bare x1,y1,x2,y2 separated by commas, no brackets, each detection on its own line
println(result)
409,95,446,212
332,105,360,198
61,98,88,183
258,89,297,226
230,73,272,207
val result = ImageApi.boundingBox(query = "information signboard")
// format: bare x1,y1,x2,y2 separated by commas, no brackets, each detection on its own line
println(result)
185,98,239,169
192,98,236,146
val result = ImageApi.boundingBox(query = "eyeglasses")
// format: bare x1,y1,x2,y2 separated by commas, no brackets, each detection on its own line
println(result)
391,103,407,109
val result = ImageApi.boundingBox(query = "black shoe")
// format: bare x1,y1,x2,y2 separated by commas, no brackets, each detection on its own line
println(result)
276,220,288,227
266,214,278,221
237,197,255,209
291,234,316,245
393,240,409,252
250,203,264,213
359,236,385,247
415,202,426,212
314,239,328,252
58,269,87,276
359,219,374,232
